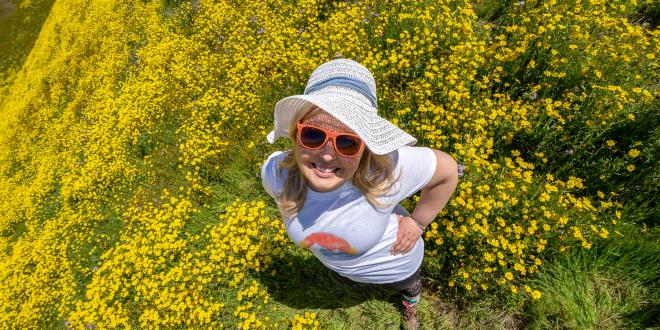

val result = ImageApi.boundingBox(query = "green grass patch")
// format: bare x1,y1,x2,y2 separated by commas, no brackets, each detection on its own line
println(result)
525,227,660,329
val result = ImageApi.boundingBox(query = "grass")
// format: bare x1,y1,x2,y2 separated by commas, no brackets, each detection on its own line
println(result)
525,227,660,329
235,210,659,329
0,0,56,98
268,226,659,329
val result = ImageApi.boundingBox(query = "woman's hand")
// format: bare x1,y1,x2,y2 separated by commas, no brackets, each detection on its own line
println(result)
390,214,423,255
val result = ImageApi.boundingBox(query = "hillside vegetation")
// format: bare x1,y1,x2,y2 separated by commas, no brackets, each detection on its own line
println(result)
0,0,658,328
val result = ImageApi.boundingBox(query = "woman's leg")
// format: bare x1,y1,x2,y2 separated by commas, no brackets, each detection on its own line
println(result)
384,267,422,329
385,267,422,306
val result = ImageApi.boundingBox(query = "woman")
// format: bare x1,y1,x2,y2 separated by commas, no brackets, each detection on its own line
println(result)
261,59,458,329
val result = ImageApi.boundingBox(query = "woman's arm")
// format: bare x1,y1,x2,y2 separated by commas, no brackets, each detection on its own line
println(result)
390,149,459,255
410,150,459,227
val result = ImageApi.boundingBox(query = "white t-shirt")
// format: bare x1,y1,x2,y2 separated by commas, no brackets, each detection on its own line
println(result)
260,146,437,284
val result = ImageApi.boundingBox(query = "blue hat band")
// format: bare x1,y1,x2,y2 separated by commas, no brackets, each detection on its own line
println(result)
304,77,377,108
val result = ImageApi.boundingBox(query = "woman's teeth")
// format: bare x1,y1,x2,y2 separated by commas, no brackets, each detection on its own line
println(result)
314,163,338,173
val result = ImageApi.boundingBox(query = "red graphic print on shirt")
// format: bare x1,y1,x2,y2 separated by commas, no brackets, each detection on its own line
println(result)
300,232,357,255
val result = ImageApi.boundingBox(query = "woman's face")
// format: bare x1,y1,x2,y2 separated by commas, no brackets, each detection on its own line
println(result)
295,108,364,192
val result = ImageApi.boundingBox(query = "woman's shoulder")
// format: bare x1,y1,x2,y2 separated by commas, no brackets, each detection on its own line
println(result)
387,145,438,196
261,150,291,198
390,146,435,166
263,150,291,166
262,150,292,175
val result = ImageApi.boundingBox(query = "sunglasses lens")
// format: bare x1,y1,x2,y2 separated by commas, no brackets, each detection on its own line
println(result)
336,135,362,156
300,127,326,148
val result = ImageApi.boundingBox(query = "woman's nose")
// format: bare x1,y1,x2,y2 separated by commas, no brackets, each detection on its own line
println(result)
319,139,336,161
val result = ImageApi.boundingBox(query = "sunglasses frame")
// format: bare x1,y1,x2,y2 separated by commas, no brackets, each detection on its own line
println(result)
296,123,365,158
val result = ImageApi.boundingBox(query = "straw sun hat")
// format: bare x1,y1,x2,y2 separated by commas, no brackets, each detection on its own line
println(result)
266,59,417,155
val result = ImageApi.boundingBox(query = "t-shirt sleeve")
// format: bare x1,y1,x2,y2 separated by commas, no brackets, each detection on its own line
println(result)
260,151,289,199
388,146,437,202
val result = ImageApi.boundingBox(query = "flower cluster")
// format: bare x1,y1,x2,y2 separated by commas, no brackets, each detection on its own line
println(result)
290,312,320,330
64,198,287,328
0,0,655,326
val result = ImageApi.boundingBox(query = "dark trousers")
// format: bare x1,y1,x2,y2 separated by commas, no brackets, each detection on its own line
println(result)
381,266,422,303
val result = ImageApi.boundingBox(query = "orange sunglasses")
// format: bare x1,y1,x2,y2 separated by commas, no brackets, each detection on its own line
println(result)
296,123,364,157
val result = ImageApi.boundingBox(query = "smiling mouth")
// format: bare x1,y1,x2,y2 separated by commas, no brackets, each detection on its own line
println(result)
313,162,339,173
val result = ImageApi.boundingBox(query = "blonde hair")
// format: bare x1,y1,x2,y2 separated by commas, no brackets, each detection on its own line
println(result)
275,106,397,219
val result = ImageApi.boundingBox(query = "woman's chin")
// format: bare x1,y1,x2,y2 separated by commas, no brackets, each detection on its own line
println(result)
306,173,345,192
309,180,342,192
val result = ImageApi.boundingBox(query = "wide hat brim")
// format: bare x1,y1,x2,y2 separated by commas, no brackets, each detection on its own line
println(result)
267,86,417,155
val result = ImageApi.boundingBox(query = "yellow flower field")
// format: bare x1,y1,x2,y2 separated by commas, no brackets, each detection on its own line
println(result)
0,0,657,328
